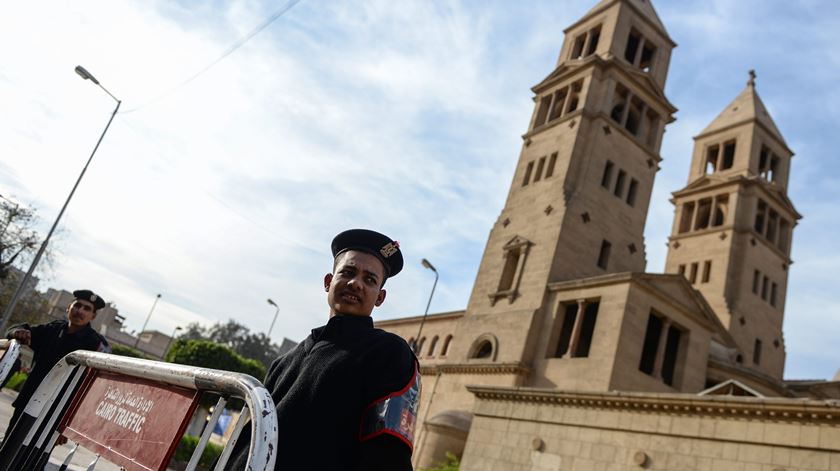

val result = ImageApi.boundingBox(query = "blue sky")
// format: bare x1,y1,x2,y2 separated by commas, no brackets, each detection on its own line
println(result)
1,0,838,380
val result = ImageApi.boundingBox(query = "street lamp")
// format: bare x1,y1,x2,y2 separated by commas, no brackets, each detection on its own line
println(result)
134,294,162,349
0,65,121,333
164,326,182,360
267,298,279,339
412,258,439,354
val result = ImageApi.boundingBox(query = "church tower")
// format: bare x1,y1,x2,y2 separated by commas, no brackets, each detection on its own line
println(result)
452,0,678,361
664,72,800,380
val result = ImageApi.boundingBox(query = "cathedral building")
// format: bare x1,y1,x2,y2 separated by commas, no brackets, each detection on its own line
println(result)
377,0,840,469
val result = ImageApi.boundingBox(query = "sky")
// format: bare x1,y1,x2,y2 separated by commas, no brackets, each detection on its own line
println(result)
1,0,838,380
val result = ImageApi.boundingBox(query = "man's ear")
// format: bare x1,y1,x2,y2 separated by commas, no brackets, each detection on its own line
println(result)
324,273,333,292
374,289,387,307
92,311,98,319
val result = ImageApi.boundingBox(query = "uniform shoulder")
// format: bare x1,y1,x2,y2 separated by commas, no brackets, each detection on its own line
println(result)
92,330,111,352
371,328,414,354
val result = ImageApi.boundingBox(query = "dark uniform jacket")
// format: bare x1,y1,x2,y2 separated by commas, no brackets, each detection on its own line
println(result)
225,314,419,471
7,320,110,411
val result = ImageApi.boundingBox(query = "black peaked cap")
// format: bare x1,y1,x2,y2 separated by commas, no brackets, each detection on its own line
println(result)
73,289,106,311
331,229,404,278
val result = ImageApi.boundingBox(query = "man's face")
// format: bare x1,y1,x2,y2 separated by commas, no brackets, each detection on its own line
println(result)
67,299,97,327
324,250,387,317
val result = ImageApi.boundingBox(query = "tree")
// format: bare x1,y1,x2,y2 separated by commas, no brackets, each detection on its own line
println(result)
423,452,460,471
179,322,208,341
0,197,51,281
0,197,53,327
166,339,265,410
178,320,283,370
165,339,266,380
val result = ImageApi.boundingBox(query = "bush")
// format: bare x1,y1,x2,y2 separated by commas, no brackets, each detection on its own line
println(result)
5,372,27,392
110,343,153,359
165,339,266,379
423,452,460,471
172,434,223,468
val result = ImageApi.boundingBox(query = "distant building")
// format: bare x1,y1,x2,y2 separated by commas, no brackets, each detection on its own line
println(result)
132,330,174,359
277,338,298,357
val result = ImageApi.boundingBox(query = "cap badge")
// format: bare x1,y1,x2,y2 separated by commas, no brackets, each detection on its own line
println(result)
90,294,98,302
380,241,399,258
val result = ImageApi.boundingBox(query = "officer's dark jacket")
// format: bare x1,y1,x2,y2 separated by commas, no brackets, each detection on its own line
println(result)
7,320,110,410
225,314,419,471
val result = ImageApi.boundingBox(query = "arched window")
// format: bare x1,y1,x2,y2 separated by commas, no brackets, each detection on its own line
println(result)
440,335,453,357
428,336,439,357
474,341,492,359
468,334,498,361
416,337,427,357
407,337,416,351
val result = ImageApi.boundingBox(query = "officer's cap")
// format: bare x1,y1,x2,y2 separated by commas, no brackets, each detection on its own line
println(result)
331,229,404,278
73,289,106,311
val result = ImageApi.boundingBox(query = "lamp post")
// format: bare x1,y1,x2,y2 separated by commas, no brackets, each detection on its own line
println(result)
163,326,182,360
412,258,438,354
0,66,121,333
134,294,162,349
267,298,279,339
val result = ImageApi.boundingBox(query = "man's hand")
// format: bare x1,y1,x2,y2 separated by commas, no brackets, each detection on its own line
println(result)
11,329,32,346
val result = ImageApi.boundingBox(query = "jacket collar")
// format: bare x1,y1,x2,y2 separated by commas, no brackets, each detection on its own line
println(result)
312,314,373,340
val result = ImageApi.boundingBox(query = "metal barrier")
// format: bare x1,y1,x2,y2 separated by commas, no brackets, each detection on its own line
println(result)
0,350,277,471
0,339,21,385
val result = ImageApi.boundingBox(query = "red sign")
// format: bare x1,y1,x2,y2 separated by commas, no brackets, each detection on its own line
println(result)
60,370,199,471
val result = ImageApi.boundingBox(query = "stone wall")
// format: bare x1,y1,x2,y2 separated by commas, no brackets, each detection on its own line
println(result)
461,386,840,471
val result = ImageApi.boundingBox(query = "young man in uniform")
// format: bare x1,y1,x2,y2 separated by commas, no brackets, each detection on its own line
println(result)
225,229,420,470
2,289,111,435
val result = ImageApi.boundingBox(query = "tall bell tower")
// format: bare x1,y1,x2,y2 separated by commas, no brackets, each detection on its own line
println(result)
664,72,800,380
454,0,678,362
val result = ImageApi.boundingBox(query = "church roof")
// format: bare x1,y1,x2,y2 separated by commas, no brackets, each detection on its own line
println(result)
698,379,765,398
698,72,788,148
582,0,671,40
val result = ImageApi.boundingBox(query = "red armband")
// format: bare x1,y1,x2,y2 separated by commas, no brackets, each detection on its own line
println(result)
359,362,421,450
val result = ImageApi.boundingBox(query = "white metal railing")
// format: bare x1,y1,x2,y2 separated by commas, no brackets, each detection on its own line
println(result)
0,350,276,471
0,339,21,385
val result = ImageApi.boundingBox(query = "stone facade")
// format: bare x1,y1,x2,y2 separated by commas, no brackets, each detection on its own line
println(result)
462,387,840,471
375,0,840,469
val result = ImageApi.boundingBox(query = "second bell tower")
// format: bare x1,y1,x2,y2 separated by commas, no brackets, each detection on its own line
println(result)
664,72,800,380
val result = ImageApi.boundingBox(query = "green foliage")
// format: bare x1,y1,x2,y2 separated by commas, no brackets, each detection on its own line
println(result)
166,339,266,380
110,343,152,359
423,452,460,471
179,319,284,370
5,372,27,392
171,434,223,468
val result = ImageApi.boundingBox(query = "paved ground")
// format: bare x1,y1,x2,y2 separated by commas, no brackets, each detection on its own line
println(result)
0,388,173,471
